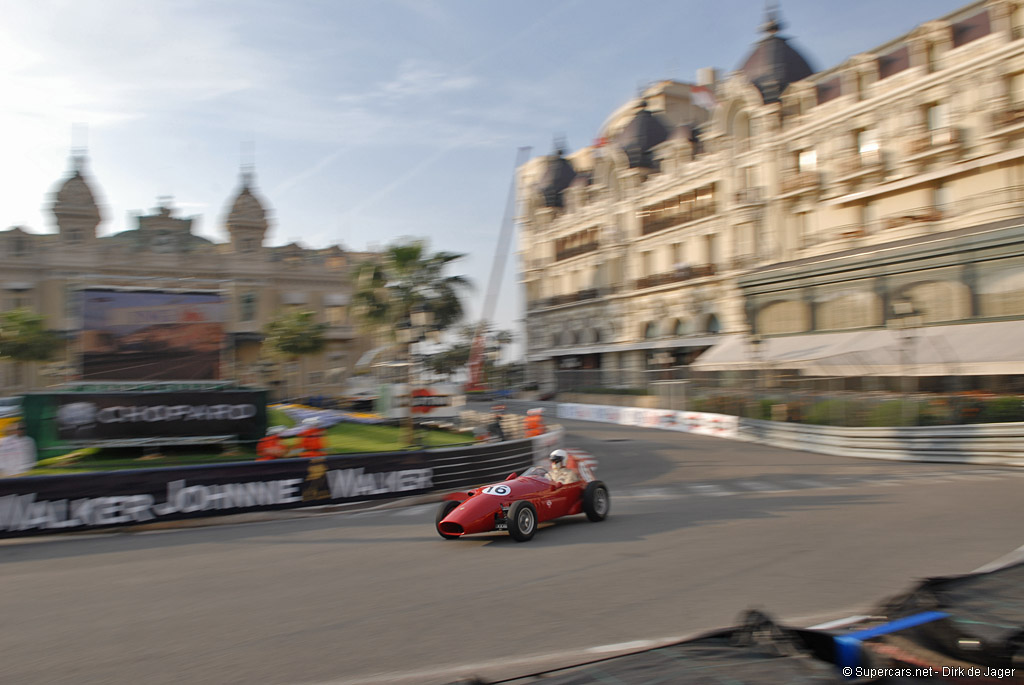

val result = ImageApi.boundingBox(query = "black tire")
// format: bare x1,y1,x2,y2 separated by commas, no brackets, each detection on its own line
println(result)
507,501,538,542
436,500,460,540
583,481,610,522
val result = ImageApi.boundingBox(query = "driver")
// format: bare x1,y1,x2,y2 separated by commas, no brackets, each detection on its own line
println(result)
548,449,579,485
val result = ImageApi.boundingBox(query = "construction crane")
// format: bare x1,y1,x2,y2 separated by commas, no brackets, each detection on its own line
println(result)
465,146,532,393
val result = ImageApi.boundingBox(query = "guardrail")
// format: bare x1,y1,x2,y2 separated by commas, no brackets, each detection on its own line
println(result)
556,402,1024,467
0,427,565,538
737,419,1024,466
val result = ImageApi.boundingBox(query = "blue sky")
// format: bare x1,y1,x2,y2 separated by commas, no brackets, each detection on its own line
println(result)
0,0,972,359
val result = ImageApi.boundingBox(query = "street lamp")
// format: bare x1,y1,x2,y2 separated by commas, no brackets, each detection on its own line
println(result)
748,334,764,390
889,298,921,425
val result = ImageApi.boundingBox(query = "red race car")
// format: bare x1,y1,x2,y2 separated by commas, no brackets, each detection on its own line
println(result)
435,450,609,542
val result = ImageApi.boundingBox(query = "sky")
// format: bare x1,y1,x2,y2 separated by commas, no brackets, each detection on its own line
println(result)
0,0,973,361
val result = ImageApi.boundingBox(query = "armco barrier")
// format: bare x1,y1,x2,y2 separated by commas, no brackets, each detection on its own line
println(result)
737,419,1024,466
557,402,1024,467
0,430,563,538
557,403,738,438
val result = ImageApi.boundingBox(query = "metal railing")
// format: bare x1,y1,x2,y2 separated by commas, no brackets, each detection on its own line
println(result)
635,264,716,290
550,368,1024,427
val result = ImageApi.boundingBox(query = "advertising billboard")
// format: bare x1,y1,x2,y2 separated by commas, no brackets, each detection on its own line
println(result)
54,391,265,442
80,288,225,381
21,390,267,457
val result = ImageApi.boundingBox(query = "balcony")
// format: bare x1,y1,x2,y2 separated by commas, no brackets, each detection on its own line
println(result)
779,171,820,197
905,127,961,166
992,105,1024,131
640,204,715,236
635,264,716,290
729,255,758,270
883,208,943,230
833,149,884,186
539,288,601,309
733,187,764,207
555,241,599,262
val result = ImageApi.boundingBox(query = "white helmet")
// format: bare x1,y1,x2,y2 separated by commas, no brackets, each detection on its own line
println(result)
549,449,567,465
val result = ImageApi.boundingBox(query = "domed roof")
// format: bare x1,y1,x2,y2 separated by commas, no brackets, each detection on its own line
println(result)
738,7,814,104
616,100,669,169
537,146,576,208
53,156,101,216
227,170,269,229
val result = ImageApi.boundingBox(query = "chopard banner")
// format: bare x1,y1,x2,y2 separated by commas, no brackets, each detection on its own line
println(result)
53,391,267,442
0,438,540,537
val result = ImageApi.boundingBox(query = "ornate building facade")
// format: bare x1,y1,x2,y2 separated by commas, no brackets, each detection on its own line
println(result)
519,0,1024,392
0,153,373,398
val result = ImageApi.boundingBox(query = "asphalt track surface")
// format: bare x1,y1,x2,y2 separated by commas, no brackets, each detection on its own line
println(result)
2,416,1022,684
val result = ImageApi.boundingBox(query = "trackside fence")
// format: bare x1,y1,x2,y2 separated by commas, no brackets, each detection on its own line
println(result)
557,402,1024,467
0,427,564,539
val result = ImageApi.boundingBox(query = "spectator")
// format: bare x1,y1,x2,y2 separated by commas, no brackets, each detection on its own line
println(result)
488,405,506,442
299,417,327,458
524,408,546,437
256,425,290,461
0,422,36,476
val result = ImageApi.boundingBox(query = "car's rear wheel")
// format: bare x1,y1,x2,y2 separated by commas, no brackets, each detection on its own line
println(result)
436,500,460,539
583,481,610,522
507,501,538,542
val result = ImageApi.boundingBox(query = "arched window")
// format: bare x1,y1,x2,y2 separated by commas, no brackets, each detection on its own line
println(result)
644,322,658,339
705,314,721,335
731,110,751,151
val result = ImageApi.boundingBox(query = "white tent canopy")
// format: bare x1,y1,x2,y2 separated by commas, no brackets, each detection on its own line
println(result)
690,320,1024,376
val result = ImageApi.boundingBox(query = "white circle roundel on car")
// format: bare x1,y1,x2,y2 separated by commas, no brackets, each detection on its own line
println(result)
481,484,512,496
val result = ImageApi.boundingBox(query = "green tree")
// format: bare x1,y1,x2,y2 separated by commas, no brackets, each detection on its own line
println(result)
354,239,471,336
263,309,327,399
0,308,62,390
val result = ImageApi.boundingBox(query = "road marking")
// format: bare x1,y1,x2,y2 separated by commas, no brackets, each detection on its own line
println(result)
973,542,1024,573
690,484,732,496
631,488,678,500
587,639,658,654
310,634,695,685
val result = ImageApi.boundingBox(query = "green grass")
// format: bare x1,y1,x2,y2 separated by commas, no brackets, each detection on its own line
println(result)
29,408,474,475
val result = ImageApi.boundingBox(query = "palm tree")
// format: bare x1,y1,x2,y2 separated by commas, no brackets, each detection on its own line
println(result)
263,309,327,400
354,238,472,338
0,308,62,391
354,239,471,444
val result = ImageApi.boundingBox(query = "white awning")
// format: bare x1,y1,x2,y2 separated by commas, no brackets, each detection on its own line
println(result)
690,321,1024,376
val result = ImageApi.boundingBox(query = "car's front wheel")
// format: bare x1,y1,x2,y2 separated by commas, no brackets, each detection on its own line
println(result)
583,481,610,522
507,501,538,542
435,500,460,539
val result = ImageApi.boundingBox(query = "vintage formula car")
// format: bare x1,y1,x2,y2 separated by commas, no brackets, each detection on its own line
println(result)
435,451,609,542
